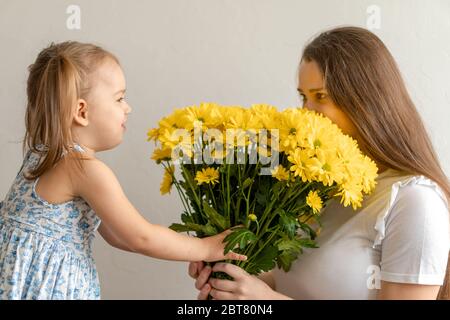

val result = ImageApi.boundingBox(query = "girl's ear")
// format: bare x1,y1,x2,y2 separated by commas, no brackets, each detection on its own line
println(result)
73,99,89,127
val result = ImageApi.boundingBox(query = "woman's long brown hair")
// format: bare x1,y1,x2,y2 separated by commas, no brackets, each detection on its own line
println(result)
24,41,118,179
302,26,450,299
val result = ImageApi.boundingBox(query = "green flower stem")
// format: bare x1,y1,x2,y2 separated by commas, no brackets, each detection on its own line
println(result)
226,165,231,223
180,165,205,219
208,184,217,208
237,197,278,268
281,182,312,208
162,162,191,215
244,226,280,266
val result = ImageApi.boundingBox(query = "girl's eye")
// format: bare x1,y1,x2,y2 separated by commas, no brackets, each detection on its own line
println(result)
117,97,125,103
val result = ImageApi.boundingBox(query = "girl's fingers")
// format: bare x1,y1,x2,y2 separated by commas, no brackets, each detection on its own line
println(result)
224,251,247,261
195,265,212,290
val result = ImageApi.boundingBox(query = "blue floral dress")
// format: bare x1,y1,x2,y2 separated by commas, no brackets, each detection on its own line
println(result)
0,146,101,299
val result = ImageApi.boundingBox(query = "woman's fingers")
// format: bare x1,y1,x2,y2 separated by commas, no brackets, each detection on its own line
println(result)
210,287,235,300
208,277,238,292
212,262,248,281
195,265,212,290
197,284,211,300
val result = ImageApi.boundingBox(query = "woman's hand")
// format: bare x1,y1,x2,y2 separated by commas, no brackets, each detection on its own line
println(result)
188,261,213,300
188,261,291,300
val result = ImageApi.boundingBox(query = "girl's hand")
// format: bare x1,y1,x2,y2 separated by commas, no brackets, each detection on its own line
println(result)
202,230,247,262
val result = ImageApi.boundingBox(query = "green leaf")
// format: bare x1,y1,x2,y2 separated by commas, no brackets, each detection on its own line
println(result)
202,200,229,231
223,227,257,253
181,212,193,224
202,222,218,236
276,237,302,253
244,245,278,274
298,238,319,249
277,251,299,272
299,222,317,240
275,237,318,272
181,166,198,192
278,211,299,239
169,223,203,233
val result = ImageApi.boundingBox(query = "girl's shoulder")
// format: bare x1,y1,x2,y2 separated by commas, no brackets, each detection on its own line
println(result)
35,153,110,205
67,155,120,198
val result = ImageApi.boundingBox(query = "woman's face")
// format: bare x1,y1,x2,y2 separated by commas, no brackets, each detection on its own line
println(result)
298,59,359,139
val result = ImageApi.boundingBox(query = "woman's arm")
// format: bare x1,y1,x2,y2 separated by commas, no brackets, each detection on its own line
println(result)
377,281,440,300
258,271,276,290
72,158,245,262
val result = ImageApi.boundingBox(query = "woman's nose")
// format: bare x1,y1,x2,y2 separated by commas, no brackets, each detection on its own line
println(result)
303,101,314,111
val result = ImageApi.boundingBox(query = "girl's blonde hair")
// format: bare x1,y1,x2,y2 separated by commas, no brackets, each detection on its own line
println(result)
302,26,450,299
24,41,118,179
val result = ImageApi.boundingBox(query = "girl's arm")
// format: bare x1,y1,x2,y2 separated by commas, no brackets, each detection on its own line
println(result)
97,222,133,252
72,158,245,262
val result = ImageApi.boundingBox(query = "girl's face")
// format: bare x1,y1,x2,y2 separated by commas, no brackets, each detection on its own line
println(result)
84,59,132,152
298,59,358,139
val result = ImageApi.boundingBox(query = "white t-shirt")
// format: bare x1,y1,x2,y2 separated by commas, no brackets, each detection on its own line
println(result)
273,168,450,299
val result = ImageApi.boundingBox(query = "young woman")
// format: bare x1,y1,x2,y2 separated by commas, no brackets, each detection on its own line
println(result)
188,26,450,300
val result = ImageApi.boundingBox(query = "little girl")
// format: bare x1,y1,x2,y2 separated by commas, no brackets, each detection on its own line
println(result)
0,41,245,300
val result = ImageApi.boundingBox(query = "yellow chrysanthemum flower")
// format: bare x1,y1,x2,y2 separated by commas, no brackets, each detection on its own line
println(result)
306,190,323,214
151,147,172,163
287,149,313,182
335,179,363,210
147,128,159,142
179,103,223,131
307,149,345,186
158,128,193,158
279,109,305,152
271,165,290,181
250,104,280,130
160,165,175,195
195,167,220,186
359,156,378,194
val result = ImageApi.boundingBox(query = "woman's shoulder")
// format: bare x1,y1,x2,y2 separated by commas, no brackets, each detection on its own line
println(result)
392,175,448,209
373,174,449,247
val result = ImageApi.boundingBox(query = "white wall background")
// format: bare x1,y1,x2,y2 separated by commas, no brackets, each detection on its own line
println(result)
0,0,449,299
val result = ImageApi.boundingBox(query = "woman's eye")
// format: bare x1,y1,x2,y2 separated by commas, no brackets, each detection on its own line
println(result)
316,93,327,101
299,94,307,105
117,97,125,103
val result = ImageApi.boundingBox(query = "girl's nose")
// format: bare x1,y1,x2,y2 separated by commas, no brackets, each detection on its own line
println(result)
125,102,132,115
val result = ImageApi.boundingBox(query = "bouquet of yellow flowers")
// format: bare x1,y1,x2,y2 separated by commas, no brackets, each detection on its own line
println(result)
148,103,378,275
